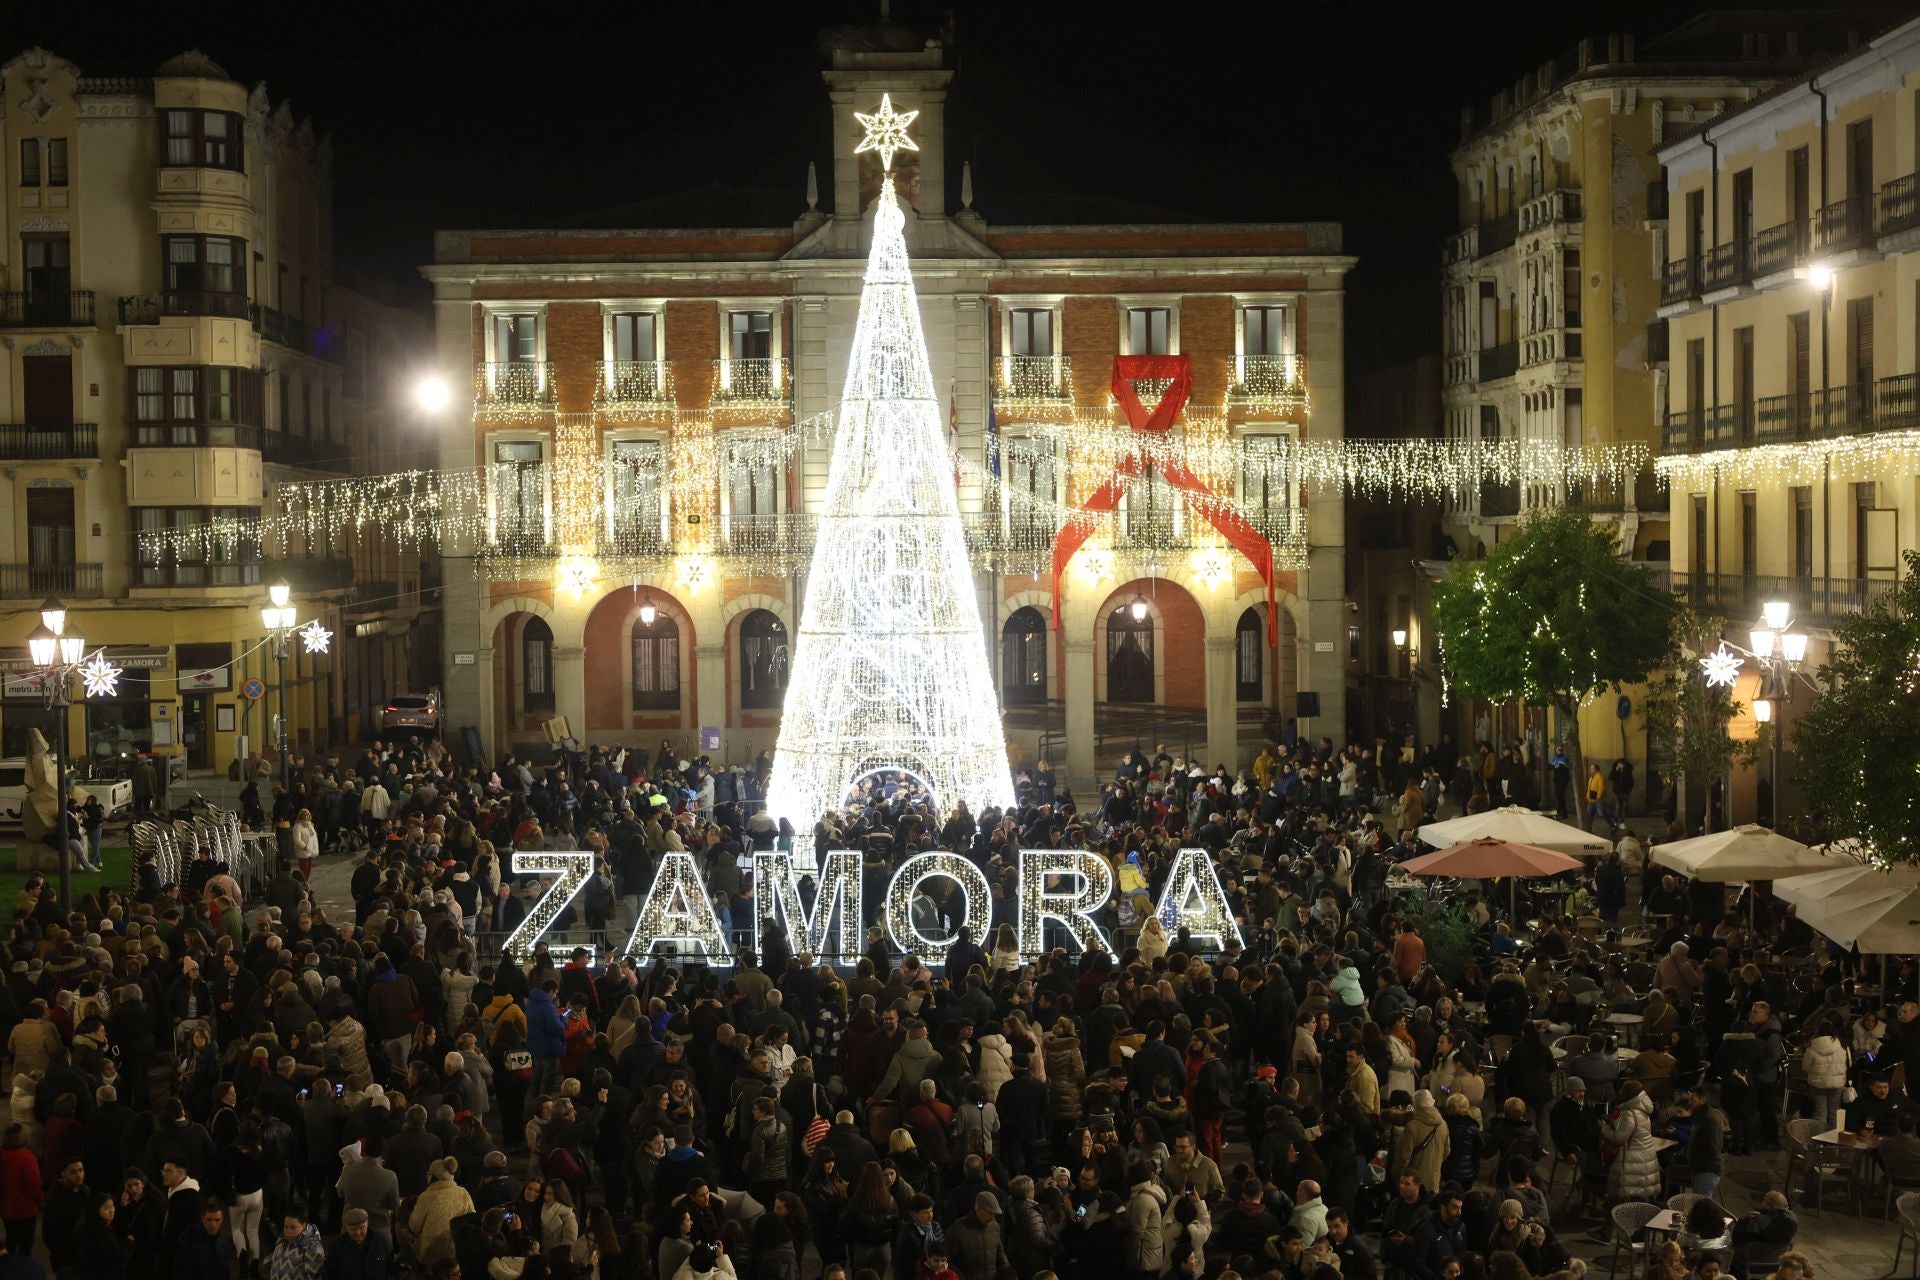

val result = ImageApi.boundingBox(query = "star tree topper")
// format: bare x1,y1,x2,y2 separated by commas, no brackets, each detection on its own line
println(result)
80,652,122,699
1699,643,1742,688
854,93,918,171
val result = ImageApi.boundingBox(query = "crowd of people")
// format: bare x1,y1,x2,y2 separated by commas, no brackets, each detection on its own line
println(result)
0,732,1895,1280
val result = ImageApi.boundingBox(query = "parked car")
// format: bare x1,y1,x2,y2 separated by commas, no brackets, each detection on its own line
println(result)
0,758,132,827
381,692,441,736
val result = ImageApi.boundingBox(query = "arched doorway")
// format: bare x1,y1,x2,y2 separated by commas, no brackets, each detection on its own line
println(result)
1002,606,1047,704
1106,600,1154,703
1235,608,1263,702
739,609,788,709
522,617,555,714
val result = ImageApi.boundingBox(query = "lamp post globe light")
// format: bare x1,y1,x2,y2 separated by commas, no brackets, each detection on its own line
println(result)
1750,598,1809,828
261,581,298,805
28,597,105,910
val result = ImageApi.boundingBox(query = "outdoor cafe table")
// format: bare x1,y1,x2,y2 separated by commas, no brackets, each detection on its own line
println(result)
1617,936,1655,951
1809,1129,1881,1213
1603,1011,1645,1046
1644,1205,1731,1242
1552,1045,1639,1063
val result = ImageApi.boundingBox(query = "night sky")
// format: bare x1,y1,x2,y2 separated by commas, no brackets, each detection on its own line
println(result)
4,0,1736,373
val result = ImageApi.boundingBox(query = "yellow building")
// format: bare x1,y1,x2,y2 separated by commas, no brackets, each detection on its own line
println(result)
1434,20,1850,800
0,48,432,782
1657,14,1920,823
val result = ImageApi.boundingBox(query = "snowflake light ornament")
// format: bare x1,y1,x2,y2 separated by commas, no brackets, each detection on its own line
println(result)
1698,643,1742,688
298,620,332,655
853,93,919,171
673,554,713,595
80,652,122,699
1190,544,1235,591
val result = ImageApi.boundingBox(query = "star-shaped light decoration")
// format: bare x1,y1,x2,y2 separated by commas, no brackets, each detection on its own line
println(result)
298,619,333,655
556,554,598,601
1075,544,1115,589
674,554,714,596
854,93,919,172
80,652,122,699
1699,643,1742,688
1190,544,1235,591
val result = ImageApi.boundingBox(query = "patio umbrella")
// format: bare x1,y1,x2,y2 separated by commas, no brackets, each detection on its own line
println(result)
1650,825,1831,882
1399,836,1584,919
1775,858,1920,955
1417,805,1611,856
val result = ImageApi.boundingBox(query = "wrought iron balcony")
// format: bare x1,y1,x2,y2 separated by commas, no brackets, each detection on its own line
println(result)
0,291,94,328
249,302,311,352
1702,239,1751,292
0,563,103,599
473,362,556,417
1702,403,1747,449
1660,570,1896,626
1661,257,1700,307
0,423,98,460
1751,220,1810,278
1753,393,1812,446
1816,197,1873,253
134,559,264,589
132,423,264,448
594,360,676,418
1661,410,1700,454
710,357,791,410
993,355,1073,410
1227,354,1308,411
1882,174,1920,238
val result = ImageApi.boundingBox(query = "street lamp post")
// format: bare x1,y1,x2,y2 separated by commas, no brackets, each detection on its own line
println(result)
261,581,298,803
1748,598,1809,830
28,598,88,910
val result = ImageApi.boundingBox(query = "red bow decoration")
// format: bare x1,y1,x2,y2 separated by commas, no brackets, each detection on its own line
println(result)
1050,355,1277,644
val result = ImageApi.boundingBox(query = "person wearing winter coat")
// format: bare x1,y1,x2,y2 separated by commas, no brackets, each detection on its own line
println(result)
974,1033,1013,1103
945,1192,1010,1280
264,1211,325,1280
1392,1089,1450,1194
407,1158,474,1268
1137,918,1169,964
1122,1168,1167,1275
1004,1176,1058,1280
324,1016,373,1091
1043,1022,1087,1133
1439,1093,1484,1187
1802,1017,1851,1130
1602,1086,1662,1200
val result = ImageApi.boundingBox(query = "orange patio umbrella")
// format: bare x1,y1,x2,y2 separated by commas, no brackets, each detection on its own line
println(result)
1398,836,1585,919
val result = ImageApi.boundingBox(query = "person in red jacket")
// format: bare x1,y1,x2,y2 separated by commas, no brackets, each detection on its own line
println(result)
559,996,596,1076
0,1123,44,1255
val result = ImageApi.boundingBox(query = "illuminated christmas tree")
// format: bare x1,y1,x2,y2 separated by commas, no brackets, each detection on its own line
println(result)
766,97,1014,850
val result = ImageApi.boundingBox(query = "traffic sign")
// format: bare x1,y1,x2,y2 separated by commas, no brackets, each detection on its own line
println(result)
242,677,267,700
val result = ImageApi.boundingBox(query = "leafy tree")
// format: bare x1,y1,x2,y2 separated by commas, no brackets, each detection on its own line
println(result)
1431,508,1677,807
1793,549,1920,864
1641,607,1753,832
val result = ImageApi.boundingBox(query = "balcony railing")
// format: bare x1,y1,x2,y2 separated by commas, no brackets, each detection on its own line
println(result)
993,355,1074,408
1811,375,1920,437
594,360,675,415
1702,403,1744,448
0,563,103,599
1646,319,1669,365
1478,341,1519,381
1750,220,1808,278
1702,239,1751,292
1227,354,1309,410
473,362,556,416
1443,225,1478,266
1518,188,1582,233
1661,257,1700,306
134,560,264,589
0,291,94,328
280,557,356,592
1661,410,1700,454
1816,197,1873,253
1882,174,1920,238
1661,570,1898,626
1480,481,1522,518
249,302,310,352
261,431,351,472
711,357,791,409
1478,209,1518,255
132,423,264,448
0,423,98,460
1753,392,1812,445
1521,329,1581,367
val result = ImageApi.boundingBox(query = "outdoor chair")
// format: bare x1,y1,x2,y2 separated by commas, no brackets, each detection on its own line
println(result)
1891,1191,1920,1280
1784,1117,1815,1200
1883,1145,1920,1222
1554,1034,1590,1058
1734,1241,1792,1279
1605,1201,1663,1279
1576,914,1602,939
1666,1192,1702,1218
1803,1130,1862,1217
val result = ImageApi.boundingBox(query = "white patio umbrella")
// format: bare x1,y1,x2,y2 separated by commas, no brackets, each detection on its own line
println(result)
1775,858,1920,954
1417,805,1611,855
1650,825,1835,882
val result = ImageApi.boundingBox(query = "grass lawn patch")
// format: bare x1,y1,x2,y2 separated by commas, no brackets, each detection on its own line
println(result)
0,843,131,906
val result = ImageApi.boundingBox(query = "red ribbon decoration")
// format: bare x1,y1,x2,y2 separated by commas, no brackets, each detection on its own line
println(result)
1050,355,1278,645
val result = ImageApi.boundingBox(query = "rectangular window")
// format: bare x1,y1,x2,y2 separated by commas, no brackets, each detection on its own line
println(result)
1848,118,1874,201
162,235,247,310
45,139,66,187
1127,306,1170,355
1855,481,1878,577
1243,306,1287,356
208,369,237,423
1790,146,1811,232
133,506,262,586
729,311,773,360
1009,308,1053,357
612,312,657,363
491,313,539,364
163,109,244,171
1563,250,1581,327
1479,404,1500,441
1792,487,1814,579
1003,436,1056,538
170,369,199,421
493,440,545,544
610,439,667,547
135,369,166,423
18,139,38,187
1239,431,1294,526
1740,491,1757,579
727,446,779,522
1732,168,1753,246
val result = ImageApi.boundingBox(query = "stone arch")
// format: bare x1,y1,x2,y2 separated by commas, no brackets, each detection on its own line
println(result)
1093,577,1205,710
583,585,696,733
725,594,794,725
1228,586,1301,721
